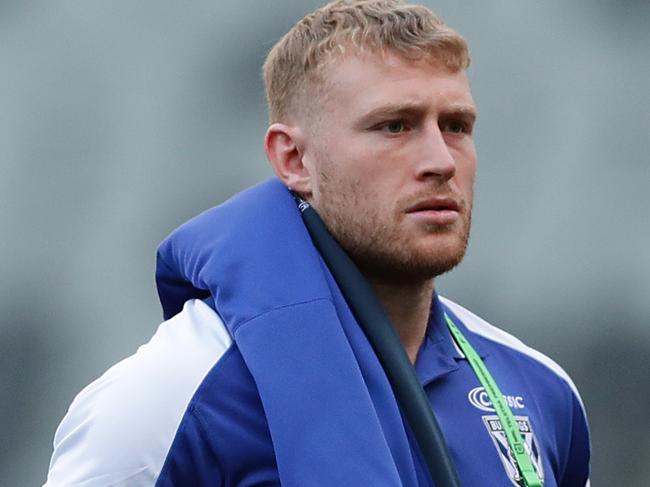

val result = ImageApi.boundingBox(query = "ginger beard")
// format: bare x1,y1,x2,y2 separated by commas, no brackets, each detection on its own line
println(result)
310,155,473,284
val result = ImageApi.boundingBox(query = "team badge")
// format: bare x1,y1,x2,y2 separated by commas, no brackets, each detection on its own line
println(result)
482,415,545,486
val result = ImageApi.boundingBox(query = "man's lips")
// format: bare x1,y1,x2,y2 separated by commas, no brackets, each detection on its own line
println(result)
405,197,461,225
405,197,460,213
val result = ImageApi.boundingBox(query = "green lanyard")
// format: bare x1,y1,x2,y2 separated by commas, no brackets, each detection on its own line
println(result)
444,312,543,487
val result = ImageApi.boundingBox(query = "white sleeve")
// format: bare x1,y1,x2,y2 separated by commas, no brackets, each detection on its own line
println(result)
43,299,232,487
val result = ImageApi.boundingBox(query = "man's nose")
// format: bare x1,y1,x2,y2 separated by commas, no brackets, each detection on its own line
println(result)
413,123,456,181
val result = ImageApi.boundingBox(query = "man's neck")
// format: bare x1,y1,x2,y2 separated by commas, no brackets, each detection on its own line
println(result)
367,277,435,364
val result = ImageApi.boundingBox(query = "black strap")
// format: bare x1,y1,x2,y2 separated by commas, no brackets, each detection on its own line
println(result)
296,196,461,487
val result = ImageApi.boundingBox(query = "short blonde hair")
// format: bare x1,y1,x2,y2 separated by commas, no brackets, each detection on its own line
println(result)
262,0,470,124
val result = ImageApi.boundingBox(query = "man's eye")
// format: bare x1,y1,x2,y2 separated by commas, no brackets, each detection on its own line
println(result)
441,120,470,135
382,120,407,134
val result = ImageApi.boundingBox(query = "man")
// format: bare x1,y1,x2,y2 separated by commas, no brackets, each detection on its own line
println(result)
44,1,591,486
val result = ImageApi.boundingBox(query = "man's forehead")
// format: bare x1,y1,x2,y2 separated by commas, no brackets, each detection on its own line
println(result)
317,51,475,116
323,49,464,80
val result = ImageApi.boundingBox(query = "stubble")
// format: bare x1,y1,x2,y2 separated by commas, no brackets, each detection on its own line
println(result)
312,163,472,284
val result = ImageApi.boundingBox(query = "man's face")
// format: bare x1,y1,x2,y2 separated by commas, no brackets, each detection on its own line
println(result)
301,51,477,282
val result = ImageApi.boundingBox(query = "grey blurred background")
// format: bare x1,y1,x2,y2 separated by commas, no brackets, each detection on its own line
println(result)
1,1,648,485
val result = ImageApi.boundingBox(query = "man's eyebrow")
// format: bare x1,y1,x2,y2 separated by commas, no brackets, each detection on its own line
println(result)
439,104,478,122
356,102,478,126
356,103,427,124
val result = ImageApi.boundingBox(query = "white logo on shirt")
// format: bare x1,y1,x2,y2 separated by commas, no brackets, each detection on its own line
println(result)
482,415,545,486
468,386,525,412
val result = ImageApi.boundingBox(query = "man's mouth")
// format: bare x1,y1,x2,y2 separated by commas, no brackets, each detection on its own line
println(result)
405,197,461,225
406,198,460,213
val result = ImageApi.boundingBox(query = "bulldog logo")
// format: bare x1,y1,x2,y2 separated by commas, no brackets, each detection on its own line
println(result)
482,415,544,486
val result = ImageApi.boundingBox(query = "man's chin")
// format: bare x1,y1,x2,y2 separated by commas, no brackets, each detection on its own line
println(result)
356,246,467,283
409,251,466,279
330,221,470,282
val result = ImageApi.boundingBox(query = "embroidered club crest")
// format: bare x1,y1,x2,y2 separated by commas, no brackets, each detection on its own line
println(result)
482,415,544,486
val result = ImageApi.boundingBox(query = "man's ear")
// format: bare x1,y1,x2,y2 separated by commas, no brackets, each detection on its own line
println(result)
264,123,312,195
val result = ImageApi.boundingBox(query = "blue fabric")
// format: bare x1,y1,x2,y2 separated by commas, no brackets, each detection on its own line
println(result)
156,178,417,486
155,344,278,486
154,177,591,486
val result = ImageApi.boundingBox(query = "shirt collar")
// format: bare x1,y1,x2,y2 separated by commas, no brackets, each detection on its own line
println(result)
414,293,488,388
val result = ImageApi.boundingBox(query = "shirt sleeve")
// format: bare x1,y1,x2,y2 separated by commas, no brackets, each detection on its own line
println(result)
43,300,232,486
560,390,591,487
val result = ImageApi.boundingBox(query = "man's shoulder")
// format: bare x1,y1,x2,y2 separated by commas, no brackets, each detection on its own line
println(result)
440,296,585,407
44,300,235,486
